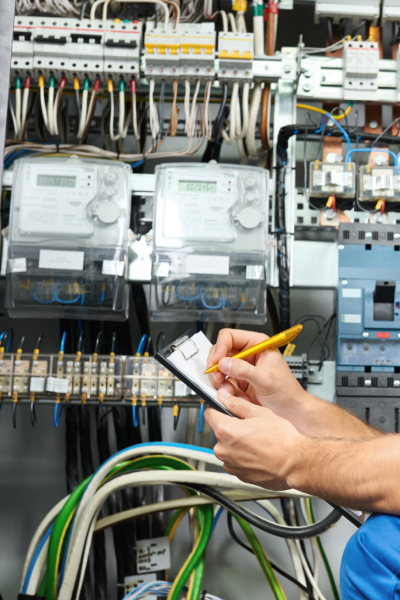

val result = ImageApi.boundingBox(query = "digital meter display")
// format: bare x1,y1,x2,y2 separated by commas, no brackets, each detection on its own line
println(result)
37,175,77,188
178,180,217,193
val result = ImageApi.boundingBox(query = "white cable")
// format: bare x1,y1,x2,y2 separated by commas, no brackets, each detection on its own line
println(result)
21,496,68,590
52,87,61,135
236,10,246,32
21,85,29,140
295,539,328,600
108,87,120,142
39,86,48,129
132,90,139,141
77,87,88,139
235,81,249,139
149,79,159,144
222,81,238,145
228,12,237,32
26,539,50,595
15,86,22,139
47,84,54,134
300,498,320,594
219,9,228,31
258,500,309,600
83,86,97,136
60,470,265,599
118,87,125,138
8,99,19,139
245,83,262,157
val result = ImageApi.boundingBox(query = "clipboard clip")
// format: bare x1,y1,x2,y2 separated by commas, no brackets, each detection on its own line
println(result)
171,336,199,361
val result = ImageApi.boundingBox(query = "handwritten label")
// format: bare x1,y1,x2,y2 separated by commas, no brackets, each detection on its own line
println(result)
136,536,171,573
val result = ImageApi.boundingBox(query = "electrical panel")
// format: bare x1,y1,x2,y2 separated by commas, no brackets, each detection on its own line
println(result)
150,163,268,324
336,223,400,432
5,156,131,320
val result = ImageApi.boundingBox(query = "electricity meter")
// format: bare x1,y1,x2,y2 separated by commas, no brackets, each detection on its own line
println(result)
5,156,131,320
150,162,269,324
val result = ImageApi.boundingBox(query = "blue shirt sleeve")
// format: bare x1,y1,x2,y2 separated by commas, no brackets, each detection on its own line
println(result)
341,514,400,599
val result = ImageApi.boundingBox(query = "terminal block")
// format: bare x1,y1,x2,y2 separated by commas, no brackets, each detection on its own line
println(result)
343,40,379,100
218,31,254,82
12,16,35,81
179,23,216,81
144,24,180,81
123,356,194,400
104,20,143,84
309,161,356,198
359,166,400,203
51,354,122,399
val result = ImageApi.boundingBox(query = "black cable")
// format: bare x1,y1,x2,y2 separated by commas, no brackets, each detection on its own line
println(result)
35,333,43,350
95,331,103,355
352,19,366,38
390,21,399,46
326,17,333,47
65,405,79,494
266,287,280,335
275,162,291,332
156,331,166,352
226,513,313,597
201,82,228,162
187,483,346,538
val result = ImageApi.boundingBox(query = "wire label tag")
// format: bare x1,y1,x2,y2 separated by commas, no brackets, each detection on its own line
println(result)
39,250,84,271
30,377,45,392
102,260,125,276
46,377,70,394
136,536,171,573
246,265,263,280
8,257,27,273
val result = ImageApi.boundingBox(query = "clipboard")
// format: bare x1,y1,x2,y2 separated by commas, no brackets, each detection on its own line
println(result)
154,329,234,417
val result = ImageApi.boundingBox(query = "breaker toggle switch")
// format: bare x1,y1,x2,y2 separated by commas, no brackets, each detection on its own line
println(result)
374,280,396,321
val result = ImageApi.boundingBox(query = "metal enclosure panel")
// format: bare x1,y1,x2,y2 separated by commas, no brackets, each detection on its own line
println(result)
0,0,15,191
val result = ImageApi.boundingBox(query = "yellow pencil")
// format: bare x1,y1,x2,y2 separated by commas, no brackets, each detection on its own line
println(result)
204,324,303,375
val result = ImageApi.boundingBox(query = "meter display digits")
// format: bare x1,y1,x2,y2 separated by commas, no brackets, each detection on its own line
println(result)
37,175,77,188
178,180,217,193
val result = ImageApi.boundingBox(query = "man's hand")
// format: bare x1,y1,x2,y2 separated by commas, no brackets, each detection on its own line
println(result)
206,328,308,423
204,389,304,491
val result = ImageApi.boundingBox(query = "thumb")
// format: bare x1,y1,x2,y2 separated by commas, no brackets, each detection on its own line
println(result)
217,389,261,419
218,356,268,390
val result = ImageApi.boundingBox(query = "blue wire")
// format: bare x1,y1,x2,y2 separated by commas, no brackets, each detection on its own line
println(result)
131,159,145,169
198,403,204,434
54,403,64,427
315,112,351,154
200,288,222,310
345,147,399,167
22,524,54,593
3,149,35,169
210,506,224,537
226,287,244,309
175,286,201,301
5,333,10,352
77,319,82,332
0,333,4,343
54,283,81,304
132,405,138,427
137,334,147,355
60,331,67,353
33,282,55,304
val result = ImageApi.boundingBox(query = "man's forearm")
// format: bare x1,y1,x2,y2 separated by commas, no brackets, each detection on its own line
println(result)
288,392,382,440
288,434,398,513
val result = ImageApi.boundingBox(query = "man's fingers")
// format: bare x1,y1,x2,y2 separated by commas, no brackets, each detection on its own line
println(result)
218,357,271,390
212,329,268,366
217,390,261,419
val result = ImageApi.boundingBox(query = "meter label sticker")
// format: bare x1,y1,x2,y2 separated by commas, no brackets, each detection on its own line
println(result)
102,260,125,276
342,289,361,298
341,314,362,323
136,536,171,573
39,250,84,271
153,262,170,277
46,377,70,394
186,255,229,275
8,258,27,273
124,574,157,600
246,265,263,280
30,377,45,393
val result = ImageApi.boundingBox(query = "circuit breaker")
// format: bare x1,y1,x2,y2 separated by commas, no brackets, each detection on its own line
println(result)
336,223,400,432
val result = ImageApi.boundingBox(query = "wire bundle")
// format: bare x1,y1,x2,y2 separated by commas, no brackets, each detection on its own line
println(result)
20,442,343,600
